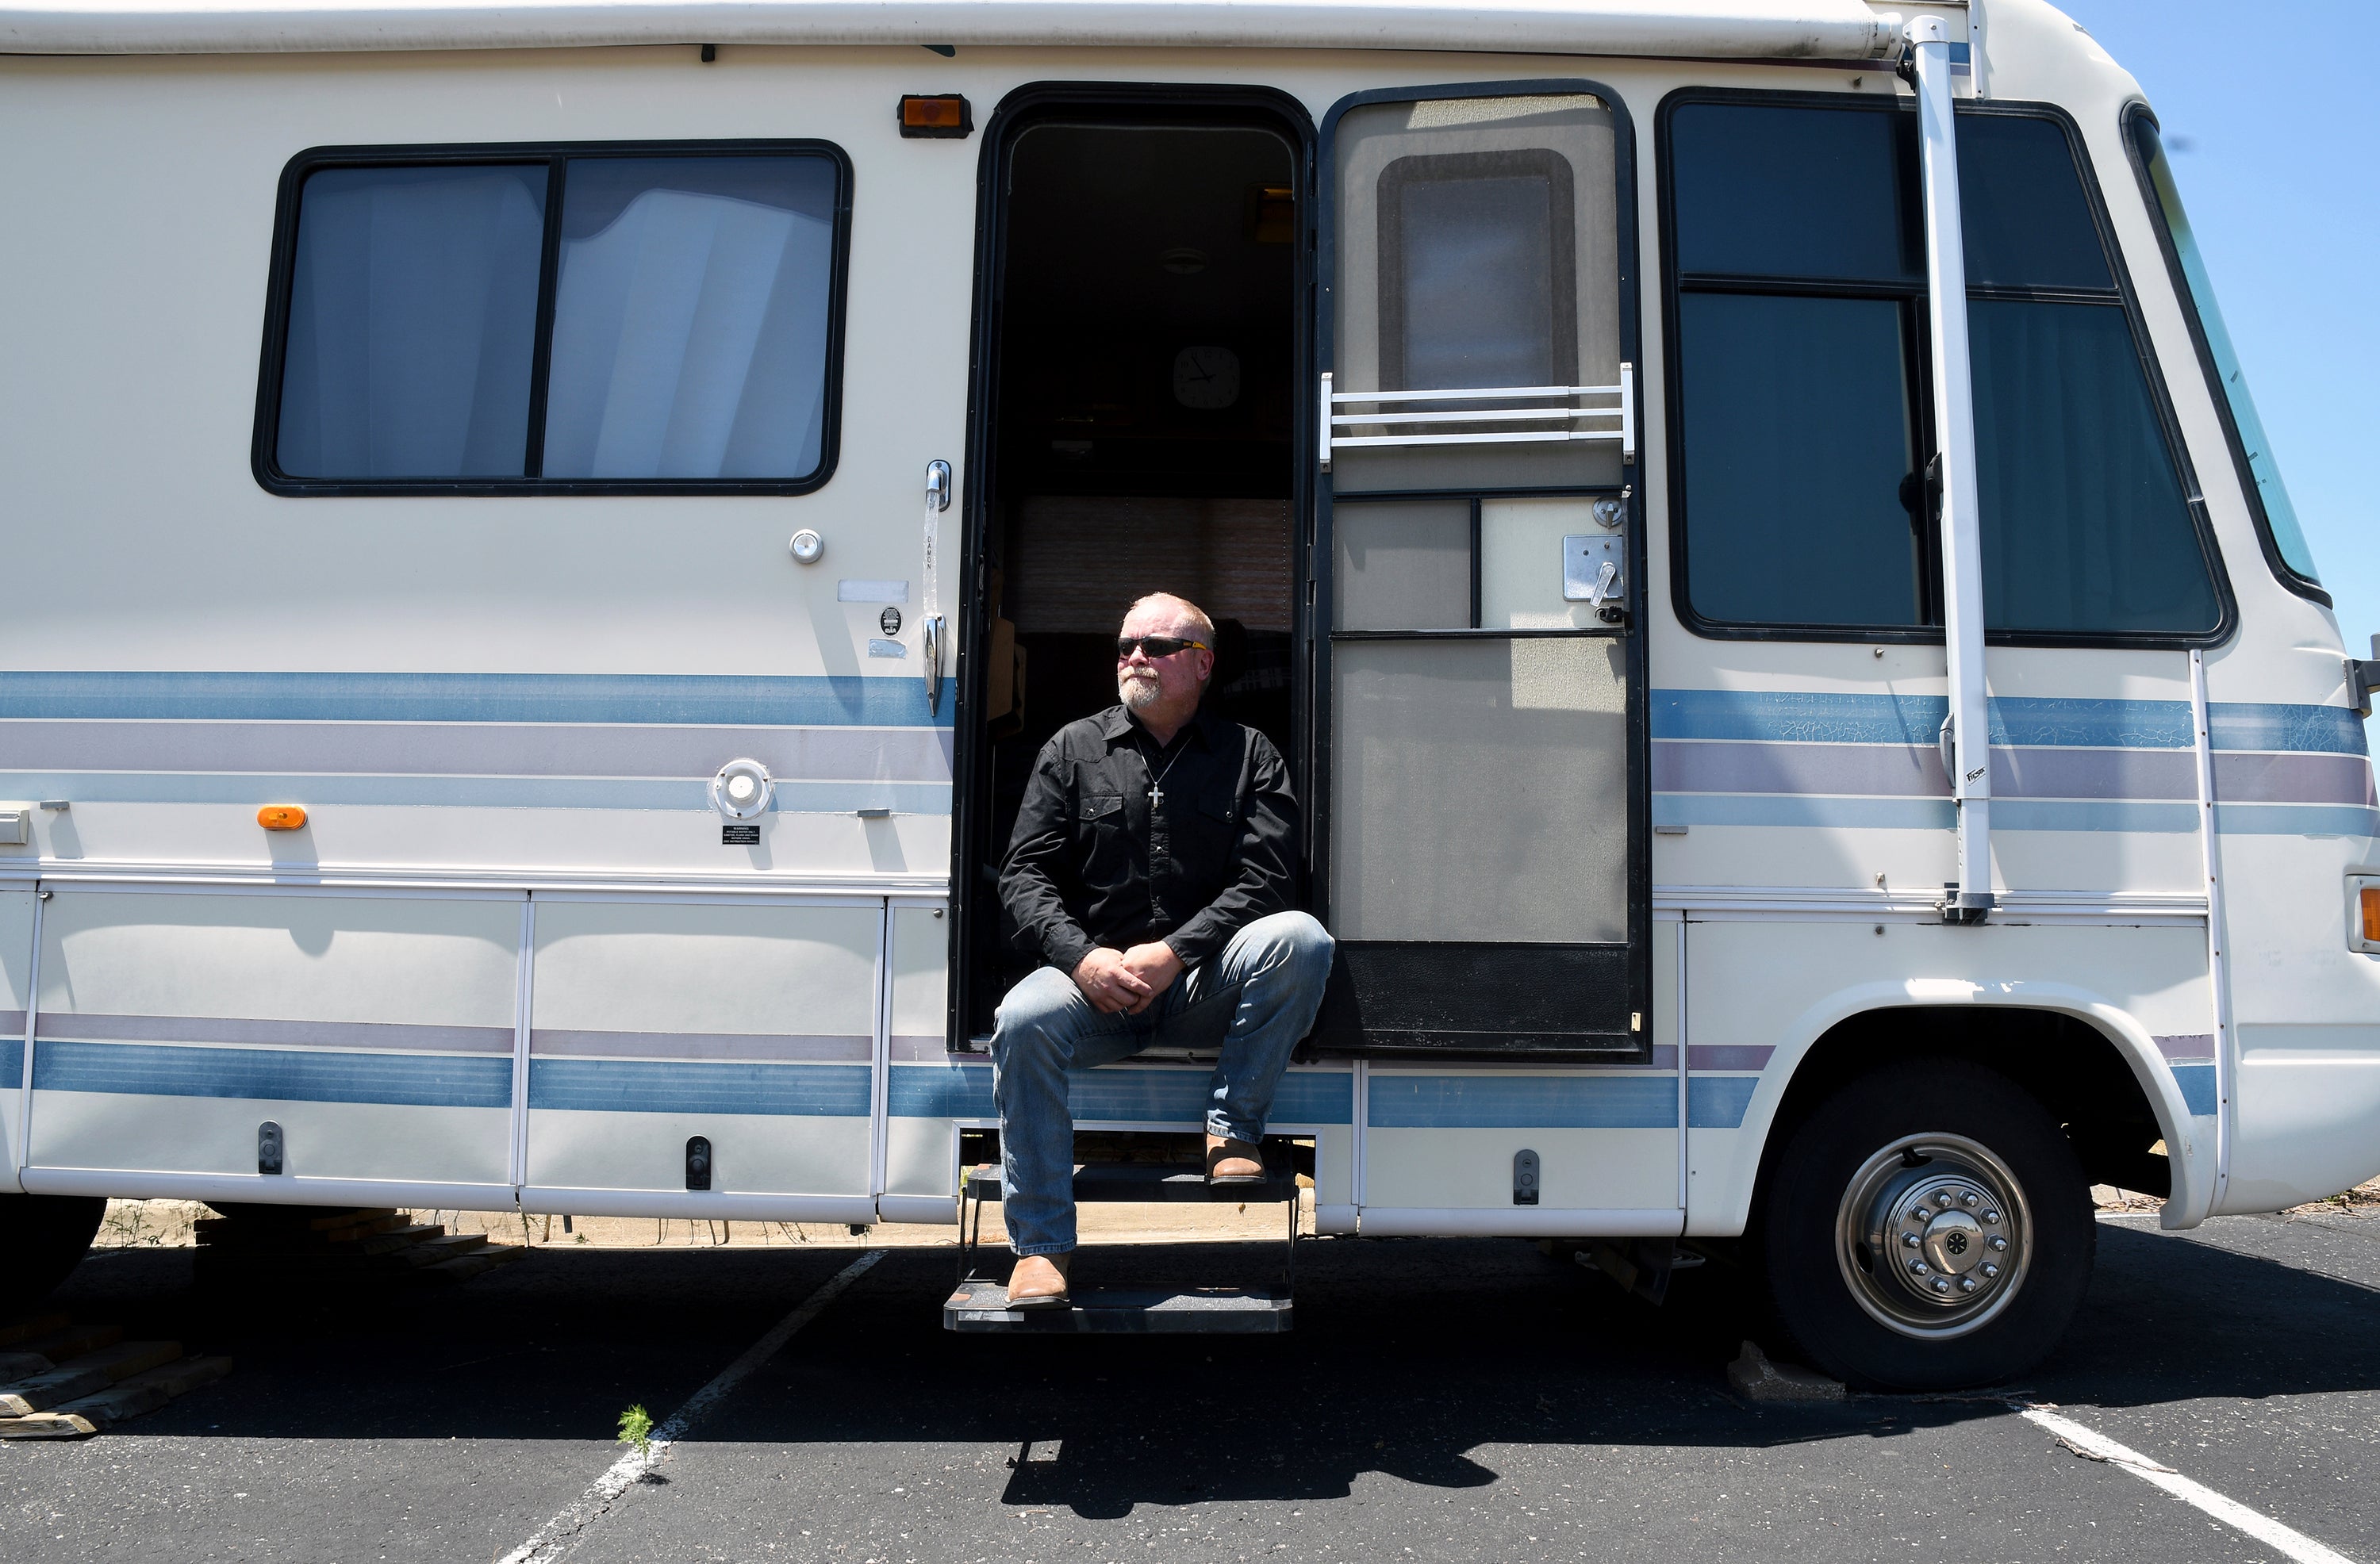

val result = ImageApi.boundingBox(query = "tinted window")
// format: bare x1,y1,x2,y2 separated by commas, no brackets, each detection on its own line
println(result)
1669,102,1914,282
277,165,547,479
267,147,846,489
1678,293,1920,626
1666,96,2224,639
1971,300,2219,634
1959,116,2112,290
2129,113,2319,584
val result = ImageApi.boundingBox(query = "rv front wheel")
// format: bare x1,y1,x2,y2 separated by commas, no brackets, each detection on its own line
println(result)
1760,1060,2093,1391
1,1192,108,1301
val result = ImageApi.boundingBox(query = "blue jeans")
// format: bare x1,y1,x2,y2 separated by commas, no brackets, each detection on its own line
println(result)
989,910,1335,1257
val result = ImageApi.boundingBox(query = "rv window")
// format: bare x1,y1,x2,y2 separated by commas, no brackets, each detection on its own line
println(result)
543,158,839,480
264,144,848,492
1668,102,1915,284
1378,151,1576,391
1677,292,1921,627
1665,97,2224,641
276,165,549,479
2126,111,2321,590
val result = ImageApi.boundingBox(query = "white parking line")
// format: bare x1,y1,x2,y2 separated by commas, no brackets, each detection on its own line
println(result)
2022,1405,2357,1564
499,1248,886,1564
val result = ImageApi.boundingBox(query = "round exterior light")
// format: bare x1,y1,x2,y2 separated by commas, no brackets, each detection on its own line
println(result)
789,529,825,565
710,758,775,821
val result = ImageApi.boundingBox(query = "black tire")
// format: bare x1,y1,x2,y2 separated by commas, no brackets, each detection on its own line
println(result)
2,1193,109,1301
1760,1060,2094,1392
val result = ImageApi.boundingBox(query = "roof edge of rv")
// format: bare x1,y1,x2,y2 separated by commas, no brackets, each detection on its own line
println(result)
0,0,1905,61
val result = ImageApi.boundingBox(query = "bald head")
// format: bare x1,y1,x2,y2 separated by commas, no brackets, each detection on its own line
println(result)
1125,592,1215,645
1115,592,1216,745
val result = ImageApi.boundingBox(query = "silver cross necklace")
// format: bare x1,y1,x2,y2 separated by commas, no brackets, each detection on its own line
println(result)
1145,738,1188,811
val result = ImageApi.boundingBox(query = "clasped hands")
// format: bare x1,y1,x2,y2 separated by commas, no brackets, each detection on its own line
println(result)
1072,941,1184,1014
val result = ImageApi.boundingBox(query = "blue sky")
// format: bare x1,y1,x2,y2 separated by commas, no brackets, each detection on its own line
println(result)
2057,0,2377,691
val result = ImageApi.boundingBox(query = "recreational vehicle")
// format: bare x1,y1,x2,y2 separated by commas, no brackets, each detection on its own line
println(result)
2,0,2375,1387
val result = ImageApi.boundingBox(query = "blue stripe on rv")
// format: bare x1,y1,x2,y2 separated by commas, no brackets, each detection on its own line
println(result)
0,670,950,729
1687,1076,1760,1129
1365,1075,1677,1130
2170,1062,2218,1117
1650,690,2366,756
1,1035,20,1086
886,1063,1354,1124
31,1038,512,1109
528,1059,871,1116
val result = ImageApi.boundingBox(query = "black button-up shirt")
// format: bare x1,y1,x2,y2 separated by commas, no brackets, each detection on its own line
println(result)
999,703,1298,976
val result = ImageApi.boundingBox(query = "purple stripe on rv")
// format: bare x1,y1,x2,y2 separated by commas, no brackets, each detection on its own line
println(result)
1687,1045,1775,1071
35,1012,512,1053
2154,1033,2217,1063
1653,742,2374,807
528,1030,872,1062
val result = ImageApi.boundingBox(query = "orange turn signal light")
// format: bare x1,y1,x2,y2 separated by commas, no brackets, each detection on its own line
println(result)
898,94,972,139
257,805,308,831
2363,885,2380,945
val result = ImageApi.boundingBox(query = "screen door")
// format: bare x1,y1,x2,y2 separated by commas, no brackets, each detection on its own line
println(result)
1313,85,1645,1058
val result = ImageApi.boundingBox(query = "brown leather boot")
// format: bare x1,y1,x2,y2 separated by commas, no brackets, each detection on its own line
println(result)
1205,1133,1265,1183
1006,1252,1072,1309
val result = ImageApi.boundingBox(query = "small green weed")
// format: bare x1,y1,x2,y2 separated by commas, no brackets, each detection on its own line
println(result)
617,1404,654,1467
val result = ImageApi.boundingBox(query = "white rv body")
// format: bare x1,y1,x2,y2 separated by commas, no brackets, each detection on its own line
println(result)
1,0,2373,1306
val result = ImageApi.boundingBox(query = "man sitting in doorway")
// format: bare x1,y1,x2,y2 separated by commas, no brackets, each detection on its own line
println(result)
992,592,1334,1309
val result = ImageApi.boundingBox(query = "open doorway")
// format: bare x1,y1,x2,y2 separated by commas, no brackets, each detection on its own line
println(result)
954,95,1311,1041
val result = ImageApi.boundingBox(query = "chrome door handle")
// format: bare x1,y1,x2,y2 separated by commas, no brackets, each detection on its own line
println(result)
923,614,944,713
926,459,951,512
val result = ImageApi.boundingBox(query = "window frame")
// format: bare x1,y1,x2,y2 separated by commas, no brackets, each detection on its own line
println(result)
1656,87,2236,650
251,139,855,497
2119,103,2328,608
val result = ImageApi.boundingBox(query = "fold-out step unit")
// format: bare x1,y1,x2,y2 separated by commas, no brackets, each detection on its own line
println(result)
944,1150,1301,1334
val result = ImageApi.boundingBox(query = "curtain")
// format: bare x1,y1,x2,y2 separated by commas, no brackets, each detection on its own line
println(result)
542,167,835,481
277,166,547,478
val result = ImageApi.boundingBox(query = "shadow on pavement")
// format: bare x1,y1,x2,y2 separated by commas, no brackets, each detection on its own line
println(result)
36,1216,2380,1521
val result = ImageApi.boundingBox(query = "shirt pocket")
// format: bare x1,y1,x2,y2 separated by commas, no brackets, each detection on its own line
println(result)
1081,793,1125,826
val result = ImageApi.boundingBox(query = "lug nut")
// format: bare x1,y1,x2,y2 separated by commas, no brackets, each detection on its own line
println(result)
1959,1277,1978,1294
1982,1209,2001,1225
1987,1234,2008,1252
1932,1277,1952,1294
1981,1263,1999,1279
1963,1192,1980,1208
1908,1259,1929,1276
1902,1232,1922,1248
1937,1191,1956,1208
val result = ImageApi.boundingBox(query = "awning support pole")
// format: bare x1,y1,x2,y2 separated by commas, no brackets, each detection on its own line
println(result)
1909,16,1993,926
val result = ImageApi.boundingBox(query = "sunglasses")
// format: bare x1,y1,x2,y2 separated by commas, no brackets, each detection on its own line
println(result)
1115,635,1209,660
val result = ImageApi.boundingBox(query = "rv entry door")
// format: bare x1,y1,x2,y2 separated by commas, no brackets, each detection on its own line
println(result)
1312,84,1646,1060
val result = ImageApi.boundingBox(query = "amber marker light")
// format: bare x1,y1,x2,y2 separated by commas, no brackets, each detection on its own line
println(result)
2363,884,2380,945
898,94,973,139
257,805,308,831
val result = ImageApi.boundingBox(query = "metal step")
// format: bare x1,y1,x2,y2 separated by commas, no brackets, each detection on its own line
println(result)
942,1278,1293,1334
962,1160,1300,1206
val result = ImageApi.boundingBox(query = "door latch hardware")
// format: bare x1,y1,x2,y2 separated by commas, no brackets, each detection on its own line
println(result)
686,1135,712,1191
1513,1148,1541,1206
258,1121,286,1176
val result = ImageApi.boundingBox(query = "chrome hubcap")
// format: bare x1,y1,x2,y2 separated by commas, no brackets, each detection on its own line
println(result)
1836,1133,2030,1339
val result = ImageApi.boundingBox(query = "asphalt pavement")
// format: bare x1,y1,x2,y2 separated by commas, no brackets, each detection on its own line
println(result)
6,1205,2379,1563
